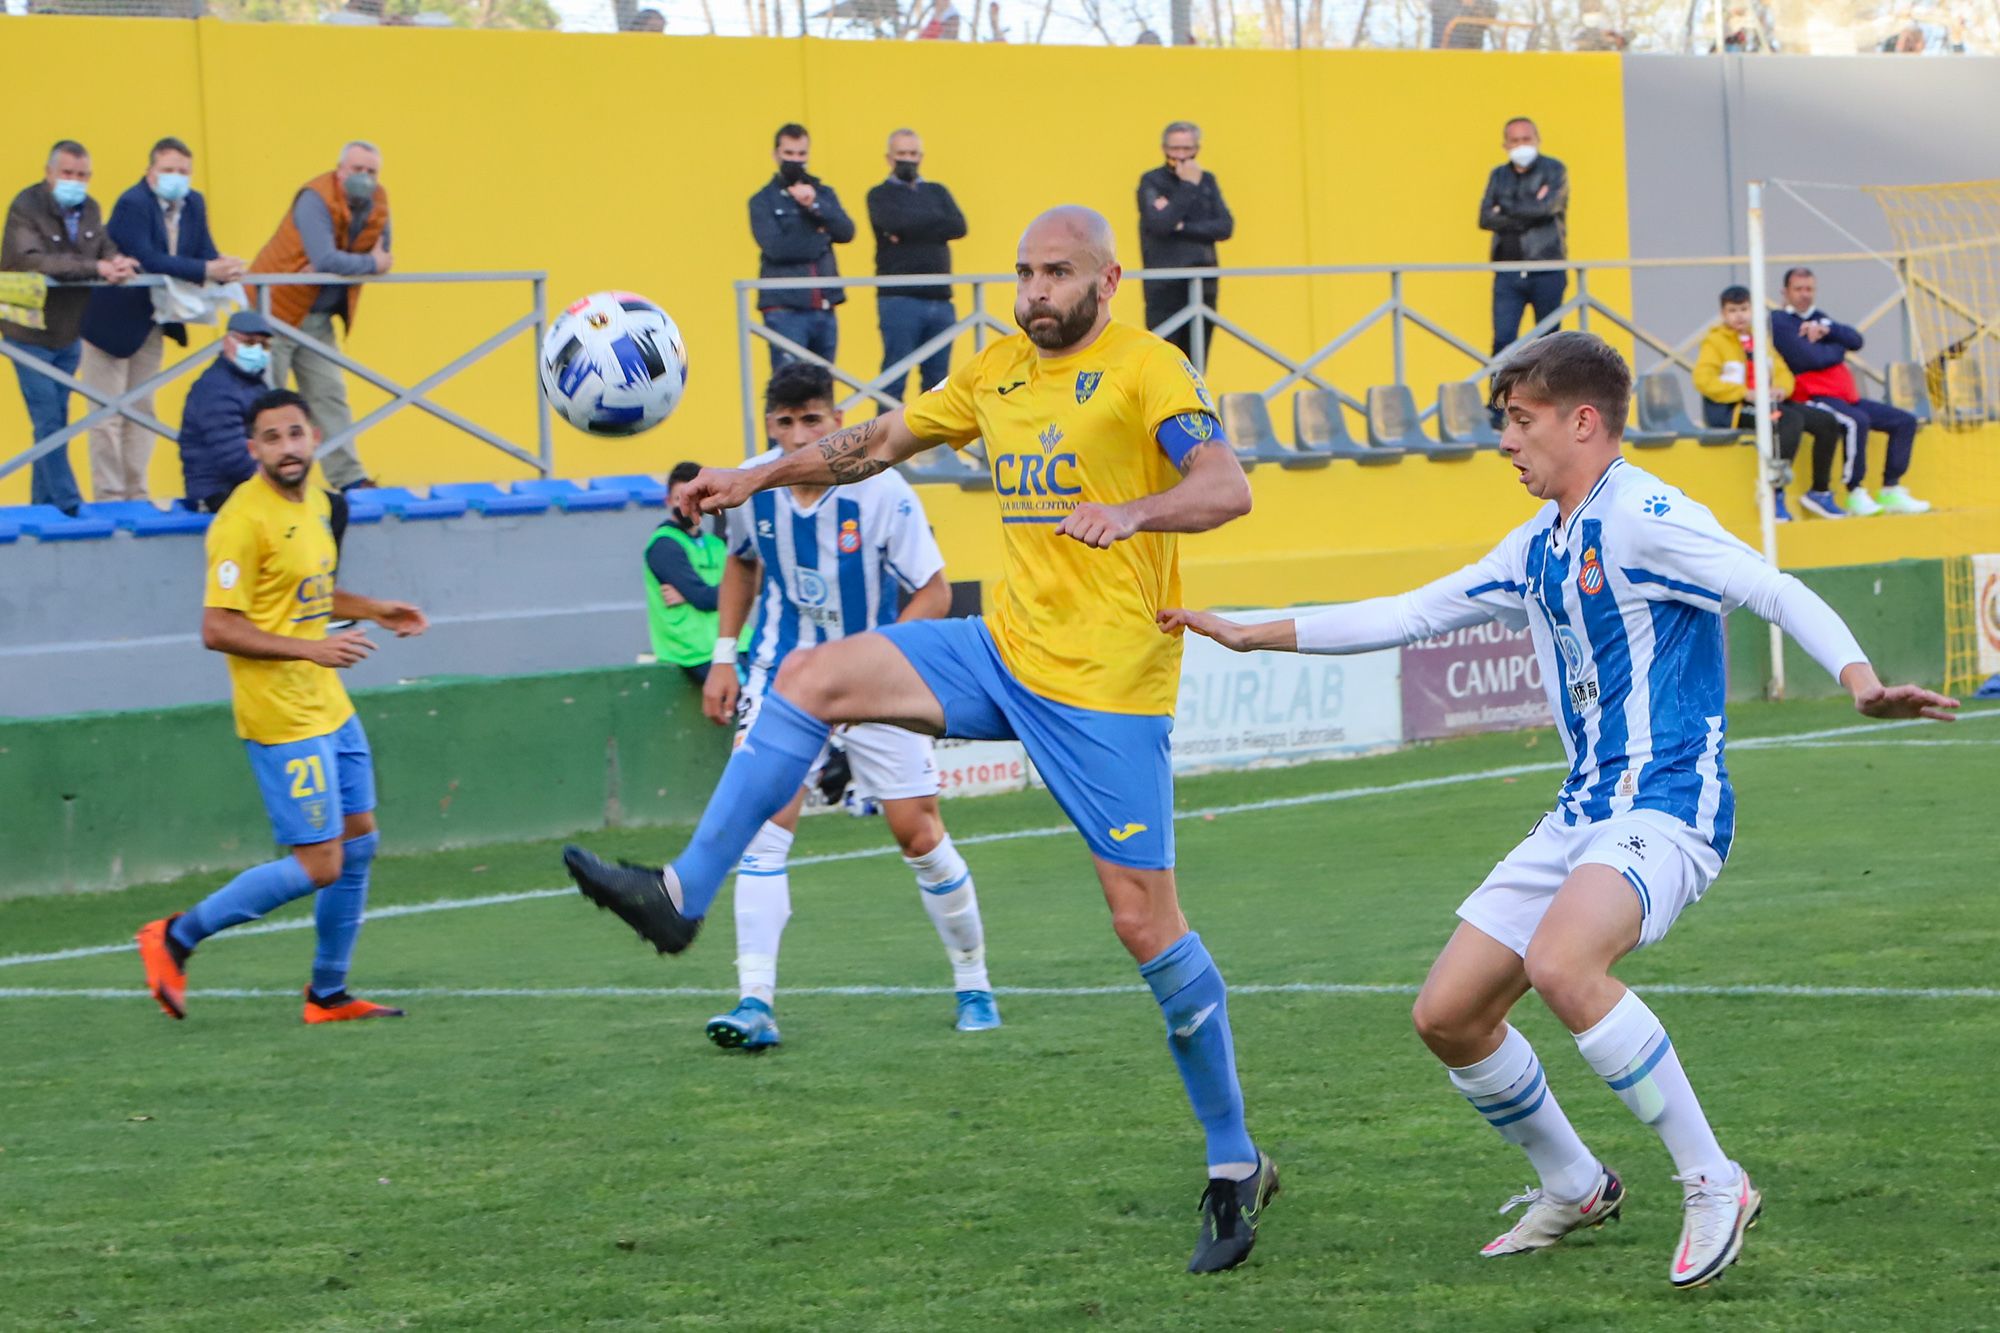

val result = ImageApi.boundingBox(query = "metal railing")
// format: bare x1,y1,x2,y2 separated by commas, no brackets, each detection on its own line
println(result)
0,270,551,487
732,249,1962,454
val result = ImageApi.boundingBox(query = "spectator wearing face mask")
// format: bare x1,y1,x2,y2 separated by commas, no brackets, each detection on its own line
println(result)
1137,120,1233,365
866,128,967,404
4,138,136,515
251,140,392,492
79,136,247,504
648,461,728,685
176,310,275,513
1480,117,1569,360
751,123,854,376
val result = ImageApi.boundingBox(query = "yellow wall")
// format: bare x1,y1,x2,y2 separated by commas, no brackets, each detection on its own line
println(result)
2,18,1631,508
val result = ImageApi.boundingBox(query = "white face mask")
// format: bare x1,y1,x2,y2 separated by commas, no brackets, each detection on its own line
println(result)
1508,144,1540,169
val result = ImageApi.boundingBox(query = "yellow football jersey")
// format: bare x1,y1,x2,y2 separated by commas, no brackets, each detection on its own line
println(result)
903,319,1219,715
203,479,354,744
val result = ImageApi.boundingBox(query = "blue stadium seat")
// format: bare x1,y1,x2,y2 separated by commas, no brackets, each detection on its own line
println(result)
513,478,628,512
4,504,117,540
0,514,19,544
429,482,550,516
82,500,211,537
1219,391,1323,469
367,486,467,520
1888,361,1934,425
591,474,666,506
901,444,987,489
1636,371,1741,446
342,489,386,524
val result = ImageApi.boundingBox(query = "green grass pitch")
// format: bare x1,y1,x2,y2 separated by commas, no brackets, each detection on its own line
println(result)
3,701,1997,1330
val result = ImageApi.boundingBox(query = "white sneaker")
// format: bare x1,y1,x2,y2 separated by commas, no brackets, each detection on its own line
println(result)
1479,1166,1624,1257
1877,485,1932,515
1670,1163,1762,1289
1844,487,1883,517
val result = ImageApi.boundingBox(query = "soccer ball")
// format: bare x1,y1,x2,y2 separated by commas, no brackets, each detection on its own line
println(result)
539,291,689,436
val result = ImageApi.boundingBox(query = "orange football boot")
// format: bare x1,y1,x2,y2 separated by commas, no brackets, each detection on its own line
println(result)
302,987,407,1024
135,915,188,1020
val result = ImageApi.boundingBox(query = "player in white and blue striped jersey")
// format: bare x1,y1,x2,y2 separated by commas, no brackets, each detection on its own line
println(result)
698,363,1000,1050
1161,333,1958,1290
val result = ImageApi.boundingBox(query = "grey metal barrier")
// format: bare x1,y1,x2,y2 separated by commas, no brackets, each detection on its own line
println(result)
733,249,1961,454
0,269,551,487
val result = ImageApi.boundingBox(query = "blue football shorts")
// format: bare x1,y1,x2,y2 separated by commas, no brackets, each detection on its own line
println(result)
875,617,1175,869
243,712,376,848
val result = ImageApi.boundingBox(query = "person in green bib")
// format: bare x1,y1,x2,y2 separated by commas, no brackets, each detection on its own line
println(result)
645,462,729,684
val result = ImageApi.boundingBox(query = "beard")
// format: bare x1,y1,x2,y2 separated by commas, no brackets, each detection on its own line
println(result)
1017,283,1100,350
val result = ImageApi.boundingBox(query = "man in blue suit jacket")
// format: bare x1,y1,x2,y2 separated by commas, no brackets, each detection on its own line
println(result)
80,137,245,502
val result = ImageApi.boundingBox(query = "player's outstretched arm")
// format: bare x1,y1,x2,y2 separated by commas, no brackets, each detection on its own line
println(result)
201,607,376,668
1056,441,1251,549
679,410,936,518
1841,662,1959,723
333,589,428,638
1156,608,1298,652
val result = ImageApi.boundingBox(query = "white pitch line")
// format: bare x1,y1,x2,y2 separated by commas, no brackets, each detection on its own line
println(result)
4,708,1992,974
2,981,1996,1002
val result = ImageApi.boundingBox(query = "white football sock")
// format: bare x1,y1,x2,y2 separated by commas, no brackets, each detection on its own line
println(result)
732,821,794,1007
1574,989,1733,1183
904,834,990,993
1449,1024,1602,1202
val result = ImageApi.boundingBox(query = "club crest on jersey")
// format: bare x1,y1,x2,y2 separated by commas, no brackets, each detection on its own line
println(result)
1179,358,1216,411
1074,371,1102,404
838,518,861,553
1578,546,1607,596
1038,423,1064,453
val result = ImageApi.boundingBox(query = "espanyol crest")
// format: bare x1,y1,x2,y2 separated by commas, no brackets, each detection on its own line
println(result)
1075,371,1103,404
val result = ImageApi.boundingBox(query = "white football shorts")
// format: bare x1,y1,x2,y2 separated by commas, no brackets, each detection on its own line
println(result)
1457,809,1722,956
736,666,940,803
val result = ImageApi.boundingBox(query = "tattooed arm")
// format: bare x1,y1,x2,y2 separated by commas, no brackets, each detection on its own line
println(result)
676,408,940,516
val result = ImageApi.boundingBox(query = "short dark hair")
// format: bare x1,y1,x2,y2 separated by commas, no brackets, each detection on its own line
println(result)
1504,116,1537,135
667,461,702,487
1782,266,1814,287
48,139,87,165
773,122,809,147
1719,285,1751,306
245,388,315,434
149,136,193,163
1488,331,1631,437
764,362,834,413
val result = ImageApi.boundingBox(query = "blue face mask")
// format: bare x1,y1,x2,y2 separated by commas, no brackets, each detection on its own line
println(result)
51,179,87,210
153,172,191,203
233,343,270,376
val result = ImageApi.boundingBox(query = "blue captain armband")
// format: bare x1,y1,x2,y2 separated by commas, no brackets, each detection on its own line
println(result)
1155,411,1228,469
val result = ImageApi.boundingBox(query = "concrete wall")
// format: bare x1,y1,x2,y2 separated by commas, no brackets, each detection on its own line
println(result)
1623,55,2000,378
0,506,669,717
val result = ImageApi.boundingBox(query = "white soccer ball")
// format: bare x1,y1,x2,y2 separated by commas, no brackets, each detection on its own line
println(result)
539,291,689,436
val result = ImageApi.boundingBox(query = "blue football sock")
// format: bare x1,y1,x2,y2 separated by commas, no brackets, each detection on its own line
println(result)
1140,931,1257,1172
172,854,319,951
311,831,378,997
670,689,830,919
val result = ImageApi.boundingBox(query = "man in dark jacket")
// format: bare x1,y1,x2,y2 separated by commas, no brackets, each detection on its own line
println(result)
1137,121,1234,365
1479,117,1569,358
751,124,855,375
80,136,247,503
866,129,967,403
3,139,136,513
176,310,273,512
1771,267,1927,516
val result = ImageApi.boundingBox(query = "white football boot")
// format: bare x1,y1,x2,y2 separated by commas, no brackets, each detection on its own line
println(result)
1669,1162,1763,1289
1480,1166,1625,1257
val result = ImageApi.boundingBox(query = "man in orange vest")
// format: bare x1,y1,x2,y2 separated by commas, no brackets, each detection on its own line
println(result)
253,141,391,491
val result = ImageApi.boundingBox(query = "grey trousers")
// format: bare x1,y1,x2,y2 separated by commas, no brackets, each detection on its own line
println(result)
269,307,368,489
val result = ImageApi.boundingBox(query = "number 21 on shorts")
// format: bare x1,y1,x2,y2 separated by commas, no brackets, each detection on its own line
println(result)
286,755,327,798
